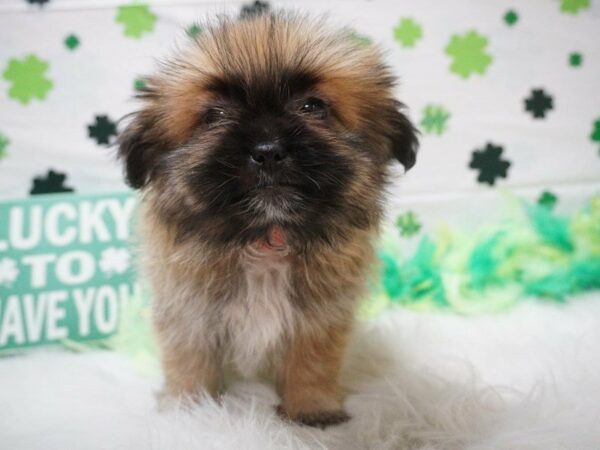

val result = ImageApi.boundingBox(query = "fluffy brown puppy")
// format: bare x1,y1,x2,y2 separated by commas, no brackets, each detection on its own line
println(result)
118,12,418,428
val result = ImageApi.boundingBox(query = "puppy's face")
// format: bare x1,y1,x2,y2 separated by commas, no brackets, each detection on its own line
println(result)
119,14,418,248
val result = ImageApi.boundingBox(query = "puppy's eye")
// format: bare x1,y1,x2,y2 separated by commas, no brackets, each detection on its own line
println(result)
300,97,328,119
203,107,227,126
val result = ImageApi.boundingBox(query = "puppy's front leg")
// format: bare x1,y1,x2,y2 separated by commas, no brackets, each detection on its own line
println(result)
157,340,221,409
277,321,351,428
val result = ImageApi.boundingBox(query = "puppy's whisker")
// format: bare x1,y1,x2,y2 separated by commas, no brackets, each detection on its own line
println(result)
213,175,239,190
300,173,322,191
317,172,344,186
215,158,236,169
204,177,240,208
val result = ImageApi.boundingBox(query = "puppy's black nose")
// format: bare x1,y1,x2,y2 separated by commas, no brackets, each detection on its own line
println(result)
250,142,287,168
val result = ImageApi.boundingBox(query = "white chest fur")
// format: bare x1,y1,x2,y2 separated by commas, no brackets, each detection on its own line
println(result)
221,246,294,377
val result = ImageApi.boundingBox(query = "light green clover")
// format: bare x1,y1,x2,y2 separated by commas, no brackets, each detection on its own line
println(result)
396,212,422,237
393,18,423,48
560,0,590,14
0,133,9,160
116,4,157,39
445,31,493,79
3,55,53,104
421,105,450,135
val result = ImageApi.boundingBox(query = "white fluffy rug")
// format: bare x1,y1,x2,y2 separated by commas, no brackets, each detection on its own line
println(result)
1,294,600,450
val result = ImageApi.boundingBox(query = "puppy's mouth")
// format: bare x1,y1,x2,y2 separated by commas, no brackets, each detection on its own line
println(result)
254,224,289,254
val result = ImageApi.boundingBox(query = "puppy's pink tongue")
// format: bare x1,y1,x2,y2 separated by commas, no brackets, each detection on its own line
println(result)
267,225,287,248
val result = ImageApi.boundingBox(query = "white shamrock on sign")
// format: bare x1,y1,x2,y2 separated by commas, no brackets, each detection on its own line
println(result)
99,247,131,277
0,257,19,286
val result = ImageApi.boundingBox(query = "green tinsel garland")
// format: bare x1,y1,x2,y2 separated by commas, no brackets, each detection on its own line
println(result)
361,195,600,317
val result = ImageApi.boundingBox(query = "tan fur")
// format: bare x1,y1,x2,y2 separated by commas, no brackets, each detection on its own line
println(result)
137,14,396,151
141,192,375,416
122,12,417,427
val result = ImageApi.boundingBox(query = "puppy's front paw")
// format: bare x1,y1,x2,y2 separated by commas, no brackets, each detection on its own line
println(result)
276,405,351,429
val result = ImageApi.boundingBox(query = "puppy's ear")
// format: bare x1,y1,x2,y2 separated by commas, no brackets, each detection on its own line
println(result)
385,102,419,171
117,111,167,189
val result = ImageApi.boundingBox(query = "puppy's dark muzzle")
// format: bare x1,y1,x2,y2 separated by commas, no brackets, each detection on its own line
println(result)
250,141,288,172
